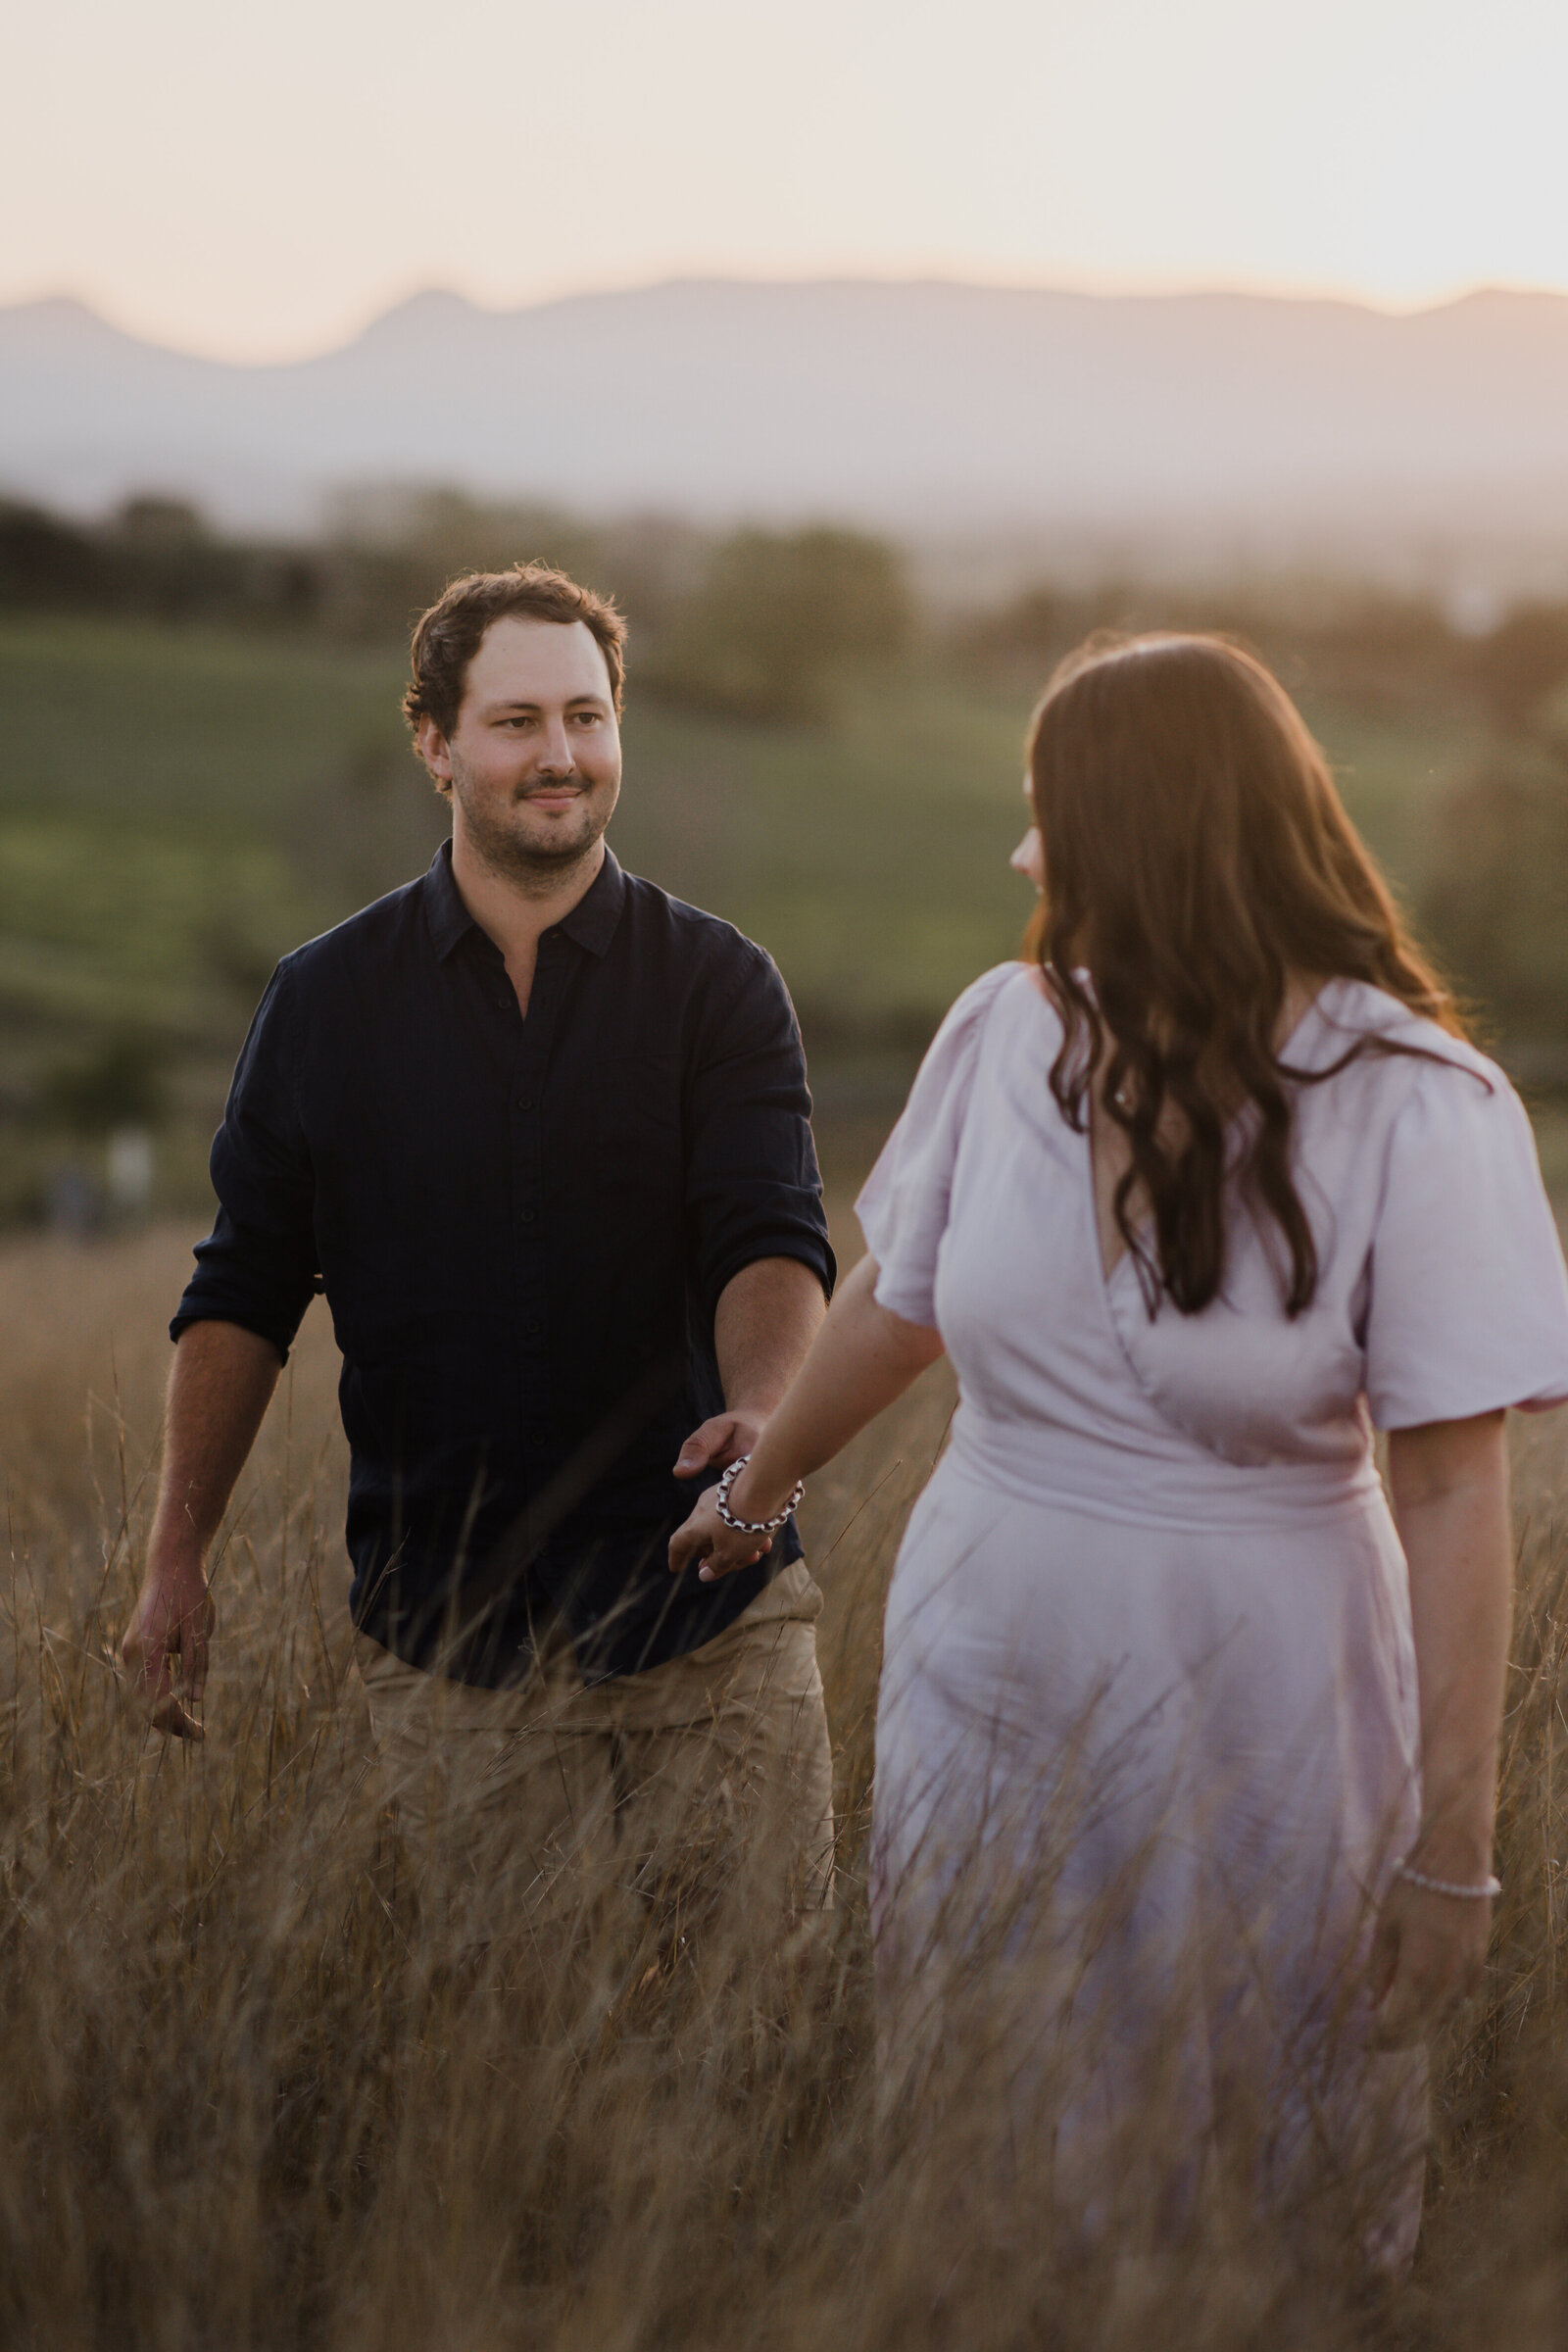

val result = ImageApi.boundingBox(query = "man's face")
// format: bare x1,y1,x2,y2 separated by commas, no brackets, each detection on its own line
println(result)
418,615,622,882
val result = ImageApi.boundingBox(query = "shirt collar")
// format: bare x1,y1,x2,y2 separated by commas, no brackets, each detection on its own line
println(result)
555,845,626,956
423,838,626,964
423,838,472,961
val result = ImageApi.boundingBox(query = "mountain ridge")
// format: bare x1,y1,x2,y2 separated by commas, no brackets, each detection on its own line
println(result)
5,277,1568,587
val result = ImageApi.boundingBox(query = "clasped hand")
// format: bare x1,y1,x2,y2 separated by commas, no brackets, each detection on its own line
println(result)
669,1412,779,1582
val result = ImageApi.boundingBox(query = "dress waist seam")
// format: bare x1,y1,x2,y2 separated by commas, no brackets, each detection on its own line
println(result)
943,1426,1386,1535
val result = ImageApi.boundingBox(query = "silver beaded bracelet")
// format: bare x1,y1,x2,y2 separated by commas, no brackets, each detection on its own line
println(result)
712,1452,805,1536
1395,1860,1502,1901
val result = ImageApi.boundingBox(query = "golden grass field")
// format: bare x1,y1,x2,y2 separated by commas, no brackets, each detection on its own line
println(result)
4,1197,1568,2349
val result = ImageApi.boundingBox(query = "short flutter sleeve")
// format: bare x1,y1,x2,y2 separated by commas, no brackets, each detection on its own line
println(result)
856,963,1019,1327
1363,1046,1568,1429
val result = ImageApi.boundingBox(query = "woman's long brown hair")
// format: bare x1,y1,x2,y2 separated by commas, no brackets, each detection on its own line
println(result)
1026,633,1467,1318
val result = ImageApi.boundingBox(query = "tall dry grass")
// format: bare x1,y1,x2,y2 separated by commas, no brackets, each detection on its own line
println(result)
3,1222,1568,2348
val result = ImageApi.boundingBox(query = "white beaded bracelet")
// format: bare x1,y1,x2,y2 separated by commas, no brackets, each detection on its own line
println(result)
712,1452,805,1536
1395,1860,1501,1901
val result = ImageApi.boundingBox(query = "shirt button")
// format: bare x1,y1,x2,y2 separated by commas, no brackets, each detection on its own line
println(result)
525,1316,543,1336
516,1094,534,1111
520,1206,537,1224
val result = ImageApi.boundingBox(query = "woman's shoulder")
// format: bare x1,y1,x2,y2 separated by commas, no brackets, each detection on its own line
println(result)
856,964,1045,1315
895,963,1051,1126
1302,978,1502,1092
924,961,1047,1054
1297,979,1540,1200
948,958,1043,1019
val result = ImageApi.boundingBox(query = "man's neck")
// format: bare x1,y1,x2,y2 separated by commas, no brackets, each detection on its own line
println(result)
451,830,606,958
449,830,607,1014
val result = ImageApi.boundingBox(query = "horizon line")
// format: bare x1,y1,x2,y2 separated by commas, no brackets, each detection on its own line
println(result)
5,267,1568,370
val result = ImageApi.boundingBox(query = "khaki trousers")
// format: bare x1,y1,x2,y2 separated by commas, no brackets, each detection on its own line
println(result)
354,1559,835,1926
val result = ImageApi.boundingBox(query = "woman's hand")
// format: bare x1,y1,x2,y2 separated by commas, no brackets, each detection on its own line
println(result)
1367,1872,1492,2048
667,1478,776,1583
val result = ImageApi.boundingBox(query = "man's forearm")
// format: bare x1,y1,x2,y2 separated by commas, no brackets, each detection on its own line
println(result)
123,1319,282,1737
145,1319,283,1568
713,1254,829,1417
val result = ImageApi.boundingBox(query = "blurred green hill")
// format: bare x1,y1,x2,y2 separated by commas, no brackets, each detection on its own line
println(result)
0,611,1482,1217
4,493,1568,1222
0,609,1036,1215
0,609,1035,1037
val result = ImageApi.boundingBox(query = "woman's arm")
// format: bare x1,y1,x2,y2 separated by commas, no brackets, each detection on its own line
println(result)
1369,1410,1512,2046
668,1253,945,1581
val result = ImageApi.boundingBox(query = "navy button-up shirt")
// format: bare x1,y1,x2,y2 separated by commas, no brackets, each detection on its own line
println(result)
172,843,835,1687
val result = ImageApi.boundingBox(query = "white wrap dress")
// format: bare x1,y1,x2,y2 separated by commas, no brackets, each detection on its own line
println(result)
858,964,1568,2249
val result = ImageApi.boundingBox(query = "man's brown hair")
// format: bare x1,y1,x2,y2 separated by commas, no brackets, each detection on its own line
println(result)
402,563,627,744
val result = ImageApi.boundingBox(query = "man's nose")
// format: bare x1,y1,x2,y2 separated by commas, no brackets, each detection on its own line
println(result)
534,720,575,775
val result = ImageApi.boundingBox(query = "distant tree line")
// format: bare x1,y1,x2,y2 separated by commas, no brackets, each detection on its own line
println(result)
10,485,1568,1061
1421,737,1568,1068
956,576,1568,1064
12,484,1568,737
0,494,322,626
0,488,912,726
956,575,1568,740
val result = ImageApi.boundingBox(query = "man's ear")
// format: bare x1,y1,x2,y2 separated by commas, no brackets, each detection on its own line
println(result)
416,715,454,794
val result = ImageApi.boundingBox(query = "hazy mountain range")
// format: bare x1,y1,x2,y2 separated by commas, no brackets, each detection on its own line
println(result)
6,278,1568,589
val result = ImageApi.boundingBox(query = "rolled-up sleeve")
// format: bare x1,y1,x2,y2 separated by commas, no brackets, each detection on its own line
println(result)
685,942,835,1317
171,959,318,1362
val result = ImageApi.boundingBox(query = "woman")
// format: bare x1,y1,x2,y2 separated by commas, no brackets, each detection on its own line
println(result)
668,635,1568,2257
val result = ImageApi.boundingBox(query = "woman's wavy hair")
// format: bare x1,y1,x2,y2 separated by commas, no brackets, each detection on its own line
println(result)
1025,632,1467,1319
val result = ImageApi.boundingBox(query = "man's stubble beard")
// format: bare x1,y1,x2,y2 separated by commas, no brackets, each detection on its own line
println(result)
451,767,616,901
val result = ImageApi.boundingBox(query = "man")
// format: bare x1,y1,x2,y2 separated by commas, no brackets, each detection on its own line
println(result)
122,564,837,1912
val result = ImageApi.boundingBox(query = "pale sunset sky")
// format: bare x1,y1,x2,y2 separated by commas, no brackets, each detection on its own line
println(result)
6,0,1567,362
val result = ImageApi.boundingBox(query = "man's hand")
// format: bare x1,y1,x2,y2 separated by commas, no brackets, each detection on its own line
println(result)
672,1410,763,1482
1366,1872,1492,2048
670,1254,944,1584
669,1478,777,1582
671,1414,777,1579
122,1554,216,1740
119,1317,283,1743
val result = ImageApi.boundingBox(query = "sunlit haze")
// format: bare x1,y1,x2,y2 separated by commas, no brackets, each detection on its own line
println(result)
6,0,1568,360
